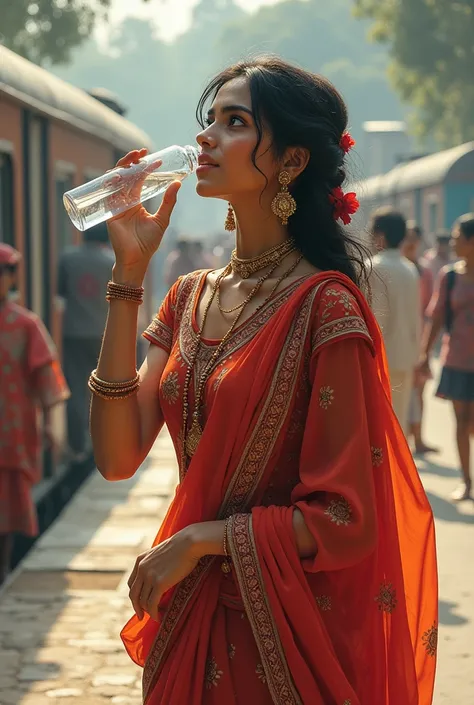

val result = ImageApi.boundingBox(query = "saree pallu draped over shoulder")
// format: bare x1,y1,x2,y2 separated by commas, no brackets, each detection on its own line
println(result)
121,271,438,705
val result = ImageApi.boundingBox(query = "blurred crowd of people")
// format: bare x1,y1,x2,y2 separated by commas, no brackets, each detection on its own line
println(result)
368,209,474,502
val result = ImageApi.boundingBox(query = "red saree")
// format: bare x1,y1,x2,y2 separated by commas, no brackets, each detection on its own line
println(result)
121,270,438,705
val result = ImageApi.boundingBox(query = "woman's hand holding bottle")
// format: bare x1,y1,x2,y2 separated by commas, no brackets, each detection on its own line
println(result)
107,148,181,284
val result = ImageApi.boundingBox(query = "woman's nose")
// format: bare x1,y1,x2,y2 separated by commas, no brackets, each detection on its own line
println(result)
196,127,216,149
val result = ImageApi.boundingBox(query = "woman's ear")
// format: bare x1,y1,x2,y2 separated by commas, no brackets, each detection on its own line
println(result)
282,147,310,181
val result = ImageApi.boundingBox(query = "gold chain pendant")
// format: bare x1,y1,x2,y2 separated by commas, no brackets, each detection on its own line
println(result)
185,416,203,458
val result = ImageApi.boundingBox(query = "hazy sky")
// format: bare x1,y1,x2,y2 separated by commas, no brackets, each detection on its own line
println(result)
103,0,283,41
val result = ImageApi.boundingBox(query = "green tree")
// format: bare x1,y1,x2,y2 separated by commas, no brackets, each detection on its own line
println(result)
354,0,474,146
0,0,152,65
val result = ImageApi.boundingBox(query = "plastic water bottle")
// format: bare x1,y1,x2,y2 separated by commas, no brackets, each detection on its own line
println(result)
63,145,199,231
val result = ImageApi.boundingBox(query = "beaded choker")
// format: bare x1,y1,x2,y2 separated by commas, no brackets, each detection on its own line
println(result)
230,238,296,279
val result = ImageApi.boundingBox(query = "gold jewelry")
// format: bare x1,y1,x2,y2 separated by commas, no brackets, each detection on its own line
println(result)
224,203,236,231
271,170,297,225
217,249,300,315
230,238,296,280
181,251,303,465
88,369,140,400
106,281,144,304
221,518,232,574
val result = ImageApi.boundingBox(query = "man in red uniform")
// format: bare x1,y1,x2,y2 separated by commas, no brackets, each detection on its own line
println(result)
0,243,69,583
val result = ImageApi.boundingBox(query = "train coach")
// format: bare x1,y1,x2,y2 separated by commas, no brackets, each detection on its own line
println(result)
0,46,154,555
0,44,153,339
357,141,474,244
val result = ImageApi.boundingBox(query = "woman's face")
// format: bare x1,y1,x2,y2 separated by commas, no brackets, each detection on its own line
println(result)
195,77,279,202
452,225,474,259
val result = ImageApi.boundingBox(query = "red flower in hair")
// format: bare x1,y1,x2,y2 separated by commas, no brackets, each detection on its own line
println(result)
328,187,360,225
340,132,356,154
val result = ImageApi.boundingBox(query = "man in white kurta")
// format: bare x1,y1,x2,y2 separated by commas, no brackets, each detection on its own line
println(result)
368,208,421,435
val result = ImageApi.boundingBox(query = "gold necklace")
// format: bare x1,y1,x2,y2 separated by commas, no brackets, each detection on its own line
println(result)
217,247,297,314
181,252,303,466
231,238,296,279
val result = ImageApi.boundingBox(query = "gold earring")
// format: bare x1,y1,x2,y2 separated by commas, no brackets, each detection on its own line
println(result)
271,171,297,225
224,203,236,231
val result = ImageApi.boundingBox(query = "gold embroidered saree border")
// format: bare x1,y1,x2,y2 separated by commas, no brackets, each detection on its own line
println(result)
228,513,302,705
142,556,214,701
179,271,313,374
311,315,372,354
142,284,319,701
219,285,320,518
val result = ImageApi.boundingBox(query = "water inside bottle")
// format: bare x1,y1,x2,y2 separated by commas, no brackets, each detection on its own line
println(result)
63,169,188,232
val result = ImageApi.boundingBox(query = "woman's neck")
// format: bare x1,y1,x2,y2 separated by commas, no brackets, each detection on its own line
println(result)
232,200,289,259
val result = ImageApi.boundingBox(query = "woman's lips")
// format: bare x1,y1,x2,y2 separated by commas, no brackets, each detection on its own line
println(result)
196,164,219,175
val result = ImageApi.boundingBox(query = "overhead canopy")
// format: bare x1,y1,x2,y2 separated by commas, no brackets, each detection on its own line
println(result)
0,46,152,152
357,141,474,201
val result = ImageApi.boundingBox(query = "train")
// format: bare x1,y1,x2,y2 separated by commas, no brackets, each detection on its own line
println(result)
0,45,154,562
357,141,474,243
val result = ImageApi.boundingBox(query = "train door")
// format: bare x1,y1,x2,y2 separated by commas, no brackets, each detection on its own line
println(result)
0,150,15,246
23,112,51,329
23,111,54,479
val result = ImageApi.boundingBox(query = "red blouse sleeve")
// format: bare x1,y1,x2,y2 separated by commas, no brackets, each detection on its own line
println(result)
142,276,183,353
292,282,379,572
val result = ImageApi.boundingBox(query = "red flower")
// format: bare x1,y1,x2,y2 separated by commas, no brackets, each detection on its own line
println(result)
328,187,360,225
340,132,356,154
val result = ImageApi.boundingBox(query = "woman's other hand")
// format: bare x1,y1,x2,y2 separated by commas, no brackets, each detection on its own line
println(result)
416,353,432,384
107,149,181,275
127,528,200,621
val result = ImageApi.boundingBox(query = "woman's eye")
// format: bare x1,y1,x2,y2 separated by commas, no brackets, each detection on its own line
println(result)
229,115,245,127
204,117,214,127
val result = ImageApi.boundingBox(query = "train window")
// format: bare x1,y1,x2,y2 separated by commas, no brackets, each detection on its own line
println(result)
0,152,14,246
55,173,75,254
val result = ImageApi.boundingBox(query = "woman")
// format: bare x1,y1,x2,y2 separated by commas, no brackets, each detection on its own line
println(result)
0,243,69,583
420,213,474,501
91,57,437,705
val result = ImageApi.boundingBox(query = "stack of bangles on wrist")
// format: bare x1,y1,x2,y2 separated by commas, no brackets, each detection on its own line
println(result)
221,517,232,574
88,369,140,400
106,281,144,304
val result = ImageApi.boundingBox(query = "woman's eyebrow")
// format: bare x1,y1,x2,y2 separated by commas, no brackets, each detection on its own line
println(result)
207,104,254,118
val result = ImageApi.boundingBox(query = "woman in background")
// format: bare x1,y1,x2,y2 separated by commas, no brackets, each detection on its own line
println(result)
421,213,474,501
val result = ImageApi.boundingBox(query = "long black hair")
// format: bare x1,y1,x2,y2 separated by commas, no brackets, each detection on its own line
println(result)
196,55,370,289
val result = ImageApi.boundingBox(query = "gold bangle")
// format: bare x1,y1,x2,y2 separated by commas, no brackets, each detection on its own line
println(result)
222,518,229,557
90,369,139,389
88,378,139,400
88,370,140,400
221,518,232,574
89,380,140,396
106,281,144,304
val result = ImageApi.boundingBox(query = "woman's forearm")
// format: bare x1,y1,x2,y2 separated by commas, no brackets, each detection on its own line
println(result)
90,263,146,480
421,313,443,358
188,508,317,560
